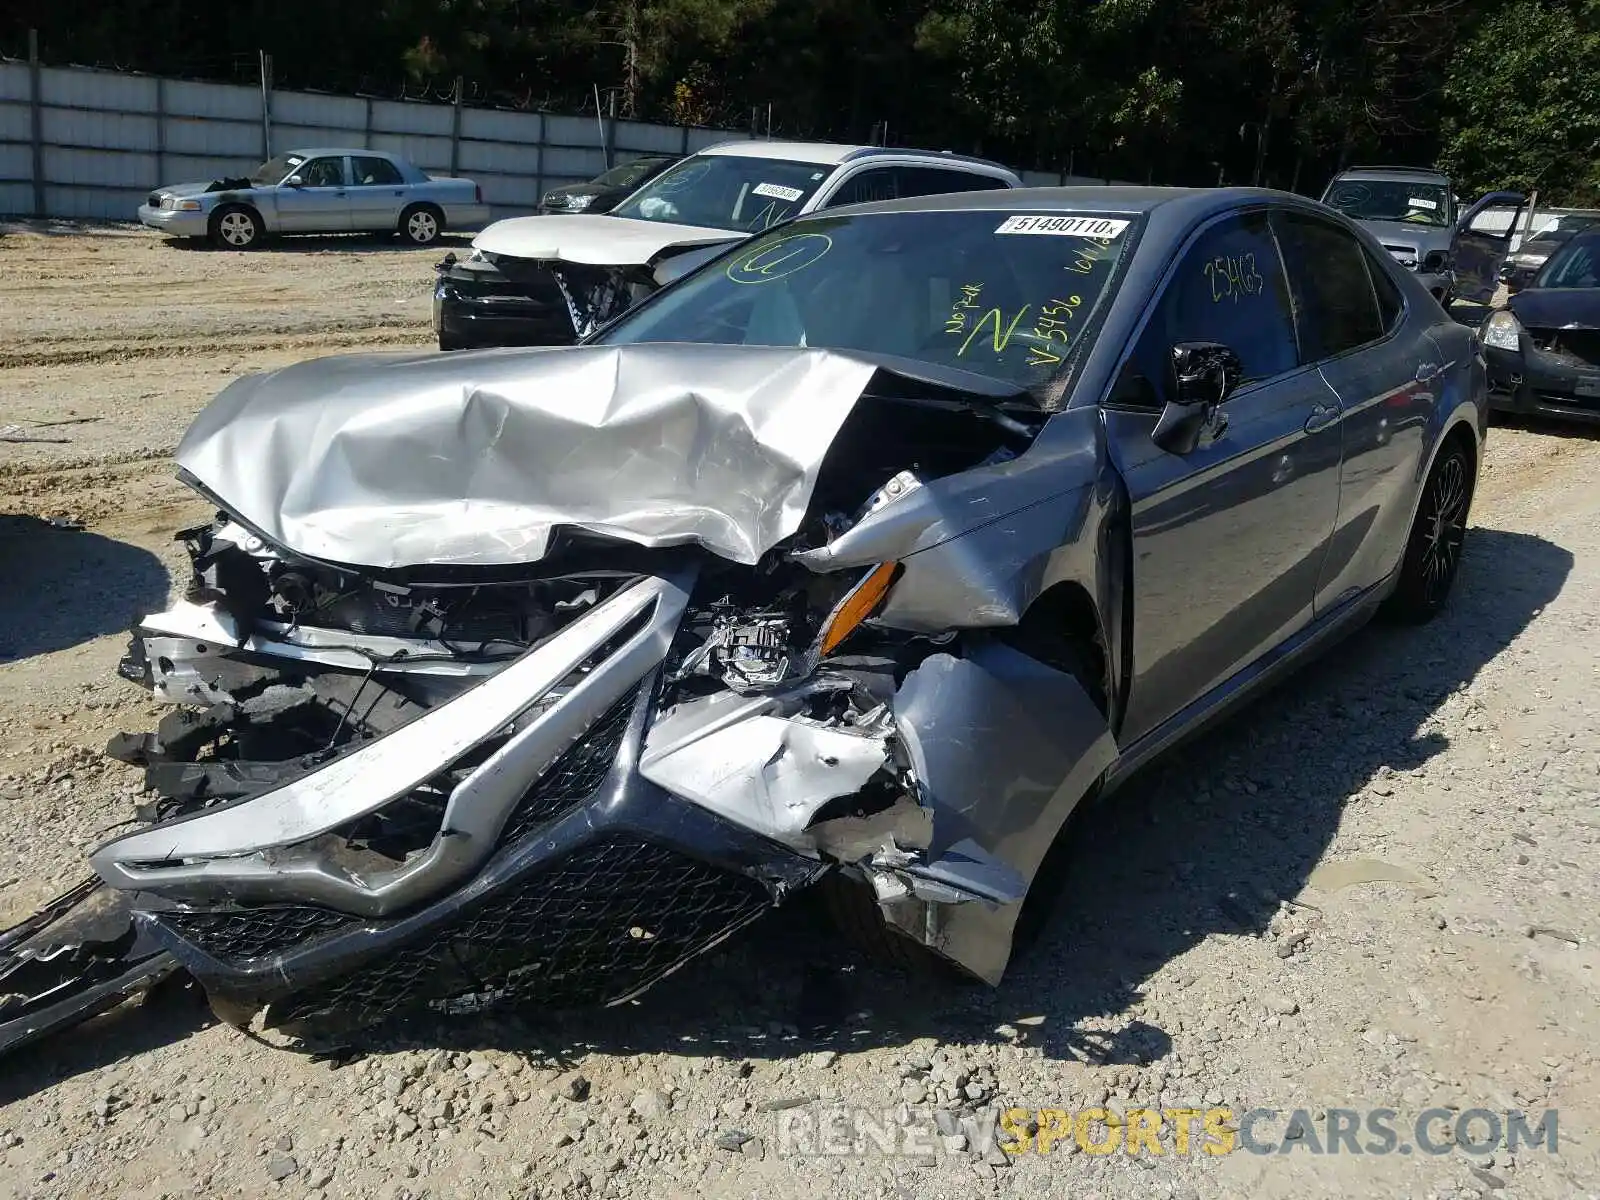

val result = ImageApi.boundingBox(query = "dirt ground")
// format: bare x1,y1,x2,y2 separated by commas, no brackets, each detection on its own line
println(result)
1,225,1598,1200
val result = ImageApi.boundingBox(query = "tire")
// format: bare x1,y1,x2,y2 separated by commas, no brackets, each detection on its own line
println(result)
1383,438,1474,623
818,871,972,981
209,205,261,249
400,204,444,246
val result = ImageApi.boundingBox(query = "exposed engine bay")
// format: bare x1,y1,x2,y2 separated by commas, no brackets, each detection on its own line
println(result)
2,344,1118,1054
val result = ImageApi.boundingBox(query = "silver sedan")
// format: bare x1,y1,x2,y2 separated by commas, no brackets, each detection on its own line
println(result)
137,148,491,248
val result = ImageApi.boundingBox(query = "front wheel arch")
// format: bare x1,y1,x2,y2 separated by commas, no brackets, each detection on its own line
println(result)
1381,422,1478,623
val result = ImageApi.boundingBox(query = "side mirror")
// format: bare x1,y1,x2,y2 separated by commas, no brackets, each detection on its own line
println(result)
285,175,304,188
1152,341,1242,455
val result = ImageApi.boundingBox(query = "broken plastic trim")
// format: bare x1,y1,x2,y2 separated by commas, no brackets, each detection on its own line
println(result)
0,879,179,1058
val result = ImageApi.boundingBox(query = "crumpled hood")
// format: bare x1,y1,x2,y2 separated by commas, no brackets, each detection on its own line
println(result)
471,214,744,266
152,181,218,200
1508,288,1600,329
176,343,879,569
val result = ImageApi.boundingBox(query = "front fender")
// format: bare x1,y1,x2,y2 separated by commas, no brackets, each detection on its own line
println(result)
880,639,1116,982
791,404,1125,982
794,406,1118,631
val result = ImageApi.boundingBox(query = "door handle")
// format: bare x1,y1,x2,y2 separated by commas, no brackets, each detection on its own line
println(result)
1304,403,1339,434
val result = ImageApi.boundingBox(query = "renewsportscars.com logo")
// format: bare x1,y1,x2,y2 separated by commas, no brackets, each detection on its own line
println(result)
997,1107,1559,1157
772,1105,1559,1159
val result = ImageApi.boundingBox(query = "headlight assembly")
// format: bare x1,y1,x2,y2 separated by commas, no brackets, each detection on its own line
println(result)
1482,309,1522,352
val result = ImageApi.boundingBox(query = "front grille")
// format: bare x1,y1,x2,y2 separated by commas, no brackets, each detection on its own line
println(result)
162,905,358,962
1528,327,1600,366
269,835,771,1029
497,687,638,847
153,687,643,970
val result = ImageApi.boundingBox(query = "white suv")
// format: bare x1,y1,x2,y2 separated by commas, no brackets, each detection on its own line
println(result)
434,141,1021,350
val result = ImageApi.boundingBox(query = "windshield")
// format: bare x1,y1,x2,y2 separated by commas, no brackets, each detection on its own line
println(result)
610,155,829,231
1324,179,1451,227
1535,234,1600,289
594,209,1139,388
250,154,305,187
594,157,670,190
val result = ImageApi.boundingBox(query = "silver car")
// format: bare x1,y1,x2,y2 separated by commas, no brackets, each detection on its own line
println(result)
137,148,491,249
1320,165,1524,305
5,186,1489,1052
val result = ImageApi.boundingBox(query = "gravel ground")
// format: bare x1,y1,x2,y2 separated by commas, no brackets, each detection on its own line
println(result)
2,227,1599,1200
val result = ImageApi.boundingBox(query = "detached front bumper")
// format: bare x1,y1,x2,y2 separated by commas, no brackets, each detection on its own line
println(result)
1486,344,1600,423
137,204,209,237
93,573,823,1029
137,682,820,1032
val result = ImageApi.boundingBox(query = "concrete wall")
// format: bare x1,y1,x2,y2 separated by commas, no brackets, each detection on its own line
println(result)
0,59,753,220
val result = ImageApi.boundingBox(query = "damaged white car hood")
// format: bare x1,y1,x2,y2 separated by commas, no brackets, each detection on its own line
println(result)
176,343,878,569
471,214,744,266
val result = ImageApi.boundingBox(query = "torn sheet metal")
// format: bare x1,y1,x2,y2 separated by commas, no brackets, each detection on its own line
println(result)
639,689,889,849
792,408,1103,575
791,408,1107,632
883,640,1116,982
178,343,879,569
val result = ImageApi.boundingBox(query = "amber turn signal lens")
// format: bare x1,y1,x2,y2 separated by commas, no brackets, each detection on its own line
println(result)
818,562,900,656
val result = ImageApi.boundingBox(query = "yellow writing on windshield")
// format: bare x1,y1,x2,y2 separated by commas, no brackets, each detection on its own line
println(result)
725,233,834,284
959,305,1032,358
1025,295,1083,368
1066,236,1117,276
945,283,985,336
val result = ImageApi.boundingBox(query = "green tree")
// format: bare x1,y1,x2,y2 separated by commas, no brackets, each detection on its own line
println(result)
1439,0,1600,203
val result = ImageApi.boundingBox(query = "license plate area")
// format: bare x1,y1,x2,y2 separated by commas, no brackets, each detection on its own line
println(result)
1577,377,1600,399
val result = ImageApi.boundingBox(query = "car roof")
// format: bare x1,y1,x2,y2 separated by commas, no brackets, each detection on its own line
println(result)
281,148,397,160
700,140,870,165
808,184,1289,221
697,140,1013,173
1332,165,1449,183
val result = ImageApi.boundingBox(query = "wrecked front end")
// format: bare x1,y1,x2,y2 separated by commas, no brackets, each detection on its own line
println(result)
37,344,1120,1041
433,250,655,349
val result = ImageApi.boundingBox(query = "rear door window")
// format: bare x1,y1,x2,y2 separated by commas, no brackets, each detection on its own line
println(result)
1273,211,1386,361
823,168,899,208
351,156,404,186
894,167,1011,197
1367,249,1405,332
